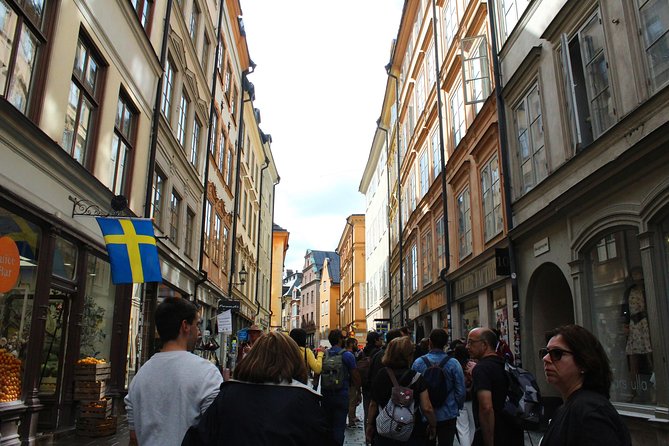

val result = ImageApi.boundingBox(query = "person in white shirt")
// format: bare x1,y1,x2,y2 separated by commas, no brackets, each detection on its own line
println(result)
125,297,223,446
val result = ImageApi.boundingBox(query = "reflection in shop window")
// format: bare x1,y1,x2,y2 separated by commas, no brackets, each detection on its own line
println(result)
460,298,479,339
586,228,654,405
80,256,114,361
52,236,76,280
0,208,41,402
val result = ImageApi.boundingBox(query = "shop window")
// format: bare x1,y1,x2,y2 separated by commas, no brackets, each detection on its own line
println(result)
80,256,114,361
0,208,41,402
52,236,76,280
585,228,655,404
460,297,480,339
492,287,510,346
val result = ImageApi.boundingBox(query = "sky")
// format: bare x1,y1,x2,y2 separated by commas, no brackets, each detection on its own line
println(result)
241,0,405,272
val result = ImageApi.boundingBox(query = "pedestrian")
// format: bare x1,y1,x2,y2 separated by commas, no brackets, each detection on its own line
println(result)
182,331,332,445
449,339,475,446
360,331,383,430
346,337,363,427
236,324,262,364
125,297,223,446
492,328,514,364
539,324,632,446
321,329,361,446
467,327,523,446
368,329,403,392
366,336,437,445
411,329,465,446
290,327,324,389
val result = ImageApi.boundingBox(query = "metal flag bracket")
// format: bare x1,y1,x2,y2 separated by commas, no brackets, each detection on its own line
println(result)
69,195,129,218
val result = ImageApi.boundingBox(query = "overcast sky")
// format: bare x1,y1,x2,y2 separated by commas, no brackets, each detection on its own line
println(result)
241,1,404,272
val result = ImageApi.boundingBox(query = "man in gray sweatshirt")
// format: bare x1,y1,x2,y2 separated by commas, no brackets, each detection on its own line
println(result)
125,297,223,446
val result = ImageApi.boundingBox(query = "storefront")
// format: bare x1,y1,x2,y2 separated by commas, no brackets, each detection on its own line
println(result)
0,199,132,443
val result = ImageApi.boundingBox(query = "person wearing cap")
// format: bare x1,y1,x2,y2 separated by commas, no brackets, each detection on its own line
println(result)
237,324,263,364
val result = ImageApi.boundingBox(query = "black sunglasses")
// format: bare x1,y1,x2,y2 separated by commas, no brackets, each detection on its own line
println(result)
539,347,574,362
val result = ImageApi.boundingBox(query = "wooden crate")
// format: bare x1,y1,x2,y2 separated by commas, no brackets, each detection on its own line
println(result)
78,398,112,419
74,363,111,382
76,415,117,437
73,380,106,401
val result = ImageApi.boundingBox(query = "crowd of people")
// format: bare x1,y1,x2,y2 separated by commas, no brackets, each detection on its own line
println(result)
124,297,633,446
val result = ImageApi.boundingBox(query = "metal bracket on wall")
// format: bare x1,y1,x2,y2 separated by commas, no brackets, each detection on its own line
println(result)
69,195,129,218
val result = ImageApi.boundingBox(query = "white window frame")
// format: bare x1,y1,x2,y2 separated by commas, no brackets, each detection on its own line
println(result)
513,83,547,194
461,35,491,107
457,187,472,259
636,0,669,91
450,80,466,148
481,155,503,241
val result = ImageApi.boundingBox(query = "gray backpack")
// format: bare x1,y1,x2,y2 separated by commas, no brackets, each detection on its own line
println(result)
376,369,420,441
321,350,348,390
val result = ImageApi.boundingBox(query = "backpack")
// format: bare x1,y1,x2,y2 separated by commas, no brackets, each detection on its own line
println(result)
420,356,450,407
320,350,348,391
357,351,373,386
502,362,543,429
376,369,420,442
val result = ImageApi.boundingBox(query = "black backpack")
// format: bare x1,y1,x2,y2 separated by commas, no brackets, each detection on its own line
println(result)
321,350,348,391
502,362,543,429
420,356,450,407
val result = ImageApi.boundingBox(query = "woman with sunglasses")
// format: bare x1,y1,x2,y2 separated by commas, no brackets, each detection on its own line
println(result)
539,324,631,446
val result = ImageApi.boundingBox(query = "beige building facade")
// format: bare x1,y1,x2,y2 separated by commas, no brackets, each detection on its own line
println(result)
336,215,367,345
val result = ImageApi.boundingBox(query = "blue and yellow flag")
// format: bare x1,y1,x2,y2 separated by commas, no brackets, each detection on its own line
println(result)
96,217,162,284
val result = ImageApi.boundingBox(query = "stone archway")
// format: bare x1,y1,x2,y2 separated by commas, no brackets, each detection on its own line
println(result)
526,262,574,400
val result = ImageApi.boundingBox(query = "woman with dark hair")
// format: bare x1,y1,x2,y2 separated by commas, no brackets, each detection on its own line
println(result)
290,327,324,389
365,336,437,445
182,331,332,445
540,324,631,446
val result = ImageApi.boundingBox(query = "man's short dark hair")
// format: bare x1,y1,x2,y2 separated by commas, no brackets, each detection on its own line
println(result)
328,329,343,347
289,328,308,347
345,337,357,349
155,297,198,344
429,328,449,350
366,331,381,345
385,328,403,344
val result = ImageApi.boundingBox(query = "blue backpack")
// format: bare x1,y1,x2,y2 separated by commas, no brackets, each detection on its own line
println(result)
420,356,450,407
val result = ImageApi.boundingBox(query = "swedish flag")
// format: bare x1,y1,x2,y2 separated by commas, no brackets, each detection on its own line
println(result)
96,218,162,284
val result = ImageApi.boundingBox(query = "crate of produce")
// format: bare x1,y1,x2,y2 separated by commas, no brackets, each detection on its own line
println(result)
76,415,117,437
74,359,111,382
73,380,106,401
78,398,112,419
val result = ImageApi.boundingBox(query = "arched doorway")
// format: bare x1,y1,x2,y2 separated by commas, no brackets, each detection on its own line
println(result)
526,263,574,399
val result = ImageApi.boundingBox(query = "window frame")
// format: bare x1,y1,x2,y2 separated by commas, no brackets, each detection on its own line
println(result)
457,187,472,259
110,92,137,196
513,83,547,194
169,189,181,244
481,155,503,242
635,0,669,91
185,207,195,259
161,56,175,119
151,168,166,229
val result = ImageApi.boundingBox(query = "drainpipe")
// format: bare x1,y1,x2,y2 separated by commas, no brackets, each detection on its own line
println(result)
432,0,453,338
254,152,270,317
194,0,225,302
377,123,393,310
487,0,522,365
267,174,280,325
385,65,405,328
228,67,255,298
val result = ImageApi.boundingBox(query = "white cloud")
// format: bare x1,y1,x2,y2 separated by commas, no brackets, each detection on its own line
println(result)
241,0,403,271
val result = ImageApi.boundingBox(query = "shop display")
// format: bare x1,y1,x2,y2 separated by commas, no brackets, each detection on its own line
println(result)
73,359,116,437
0,348,22,402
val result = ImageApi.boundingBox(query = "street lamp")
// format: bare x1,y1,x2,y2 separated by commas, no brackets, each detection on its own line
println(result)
232,265,248,286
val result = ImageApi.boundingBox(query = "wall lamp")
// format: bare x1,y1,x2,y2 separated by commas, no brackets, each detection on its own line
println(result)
232,265,248,286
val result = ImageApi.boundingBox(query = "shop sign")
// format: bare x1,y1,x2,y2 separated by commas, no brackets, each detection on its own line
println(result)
454,258,497,299
0,236,20,293
534,237,550,257
495,248,510,276
218,299,240,313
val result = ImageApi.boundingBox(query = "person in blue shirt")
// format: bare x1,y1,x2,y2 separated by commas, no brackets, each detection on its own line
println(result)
412,328,466,446
321,329,360,445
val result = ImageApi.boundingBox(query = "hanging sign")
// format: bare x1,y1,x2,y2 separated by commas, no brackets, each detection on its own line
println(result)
217,310,233,334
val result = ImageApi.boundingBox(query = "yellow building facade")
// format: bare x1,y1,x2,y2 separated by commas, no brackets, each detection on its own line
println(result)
336,214,367,345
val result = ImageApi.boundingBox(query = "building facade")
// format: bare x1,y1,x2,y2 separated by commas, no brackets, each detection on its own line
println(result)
300,250,336,347
336,215,368,345
319,256,341,338
495,0,669,441
271,224,290,329
280,268,301,331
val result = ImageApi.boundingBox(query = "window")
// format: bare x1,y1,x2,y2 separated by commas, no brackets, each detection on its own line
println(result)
585,228,654,405
416,71,425,114
224,63,232,100
426,45,435,88
419,150,429,198
461,35,491,108
63,37,102,166
0,0,49,115
151,169,165,228
435,215,445,271
161,57,174,118
514,84,547,193
450,80,465,148
131,0,153,31
185,208,194,258
225,147,233,186
204,200,212,253
481,155,503,241
189,1,199,43
457,188,472,258
411,243,418,292
169,190,181,243
431,130,441,179
209,113,217,154
421,230,432,286
110,94,136,195
231,85,238,118
443,0,458,51
218,130,225,171
177,92,189,146
217,38,225,74
241,189,246,226
190,119,200,168
499,0,529,39
214,215,221,264
637,0,669,90
560,10,615,150
222,226,229,267
201,34,210,73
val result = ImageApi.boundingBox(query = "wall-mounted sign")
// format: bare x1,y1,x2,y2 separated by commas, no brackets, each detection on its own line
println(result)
534,237,550,257
495,248,510,276
0,237,20,293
